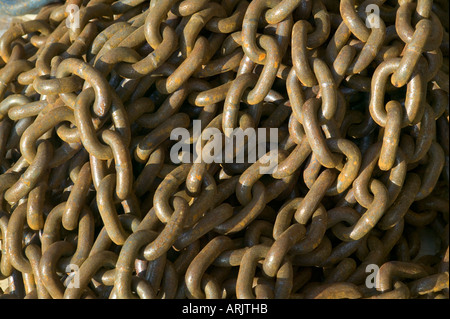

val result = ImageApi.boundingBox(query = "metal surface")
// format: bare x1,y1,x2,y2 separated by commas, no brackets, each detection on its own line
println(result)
0,0,448,299
0,0,62,16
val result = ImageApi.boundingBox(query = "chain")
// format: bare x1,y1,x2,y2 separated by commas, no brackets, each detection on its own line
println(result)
0,0,448,299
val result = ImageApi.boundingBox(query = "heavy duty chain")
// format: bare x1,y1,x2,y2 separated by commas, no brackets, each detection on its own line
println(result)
0,0,448,299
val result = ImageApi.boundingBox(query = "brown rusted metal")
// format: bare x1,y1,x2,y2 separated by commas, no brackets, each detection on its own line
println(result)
0,0,448,300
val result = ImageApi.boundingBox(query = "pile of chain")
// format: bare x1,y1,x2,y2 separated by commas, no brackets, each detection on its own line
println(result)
0,0,448,299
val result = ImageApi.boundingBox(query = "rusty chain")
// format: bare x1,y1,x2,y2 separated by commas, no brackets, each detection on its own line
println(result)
0,0,448,299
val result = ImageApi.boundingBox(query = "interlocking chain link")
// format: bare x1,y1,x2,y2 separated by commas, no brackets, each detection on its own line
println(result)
0,0,448,299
